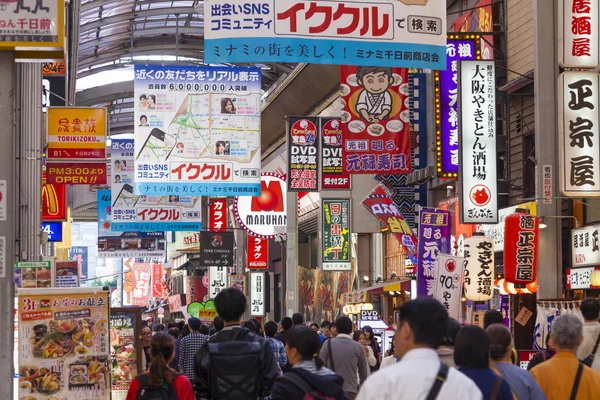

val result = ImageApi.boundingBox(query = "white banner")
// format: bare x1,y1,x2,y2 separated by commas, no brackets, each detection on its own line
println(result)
559,0,599,68
433,254,464,320
572,225,600,267
208,266,229,299
250,272,265,316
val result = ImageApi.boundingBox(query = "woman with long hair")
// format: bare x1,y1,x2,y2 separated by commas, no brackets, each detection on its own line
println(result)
353,330,377,371
270,325,348,400
126,333,194,400
362,325,381,371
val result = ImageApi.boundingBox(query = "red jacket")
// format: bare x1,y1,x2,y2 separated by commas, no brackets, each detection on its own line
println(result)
126,373,195,400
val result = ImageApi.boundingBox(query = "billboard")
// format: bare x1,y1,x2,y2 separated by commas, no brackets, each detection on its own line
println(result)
287,116,319,191
0,0,64,50
47,107,107,160
322,200,351,271
320,117,350,189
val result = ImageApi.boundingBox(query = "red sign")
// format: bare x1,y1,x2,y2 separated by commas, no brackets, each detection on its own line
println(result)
186,275,208,305
210,198,228,231
321,117,350,189
46,162,107,185
248,235,268,269
131,263,151,306
341,65,411,175
503,211,539,285
168,294,184,313
151,264,163,297
41,182,67,221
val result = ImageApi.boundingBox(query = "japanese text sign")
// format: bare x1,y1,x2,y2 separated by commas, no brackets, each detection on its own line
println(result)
322,199,351,271
68,246,89,279
209,266,229,298
230,274,246,294
477,202,537,252
200,231,235,267
152,264,163,297
458,60,498,223
46,162,107,185
433,254,464,320
341,65,411,175
436,36,480,178
566,266,600,289
42,181,67,221
47,107,107,160
571,224,600,267
0,0,64,50
321,117,350,189
288,116,319,191
248,235,268,269
417,208,451,297
55,261,79,288
559,0,599,68
110,139,203,232
559,71,600,196
209,198,228,231
110,308,142,396
463,235,494,301
134,65,262,196
503,211,539,285
204,0,447,69
131,263,151,306
250,272,265,316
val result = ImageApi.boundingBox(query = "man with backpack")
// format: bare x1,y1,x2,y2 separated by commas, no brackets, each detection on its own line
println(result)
194,288,280,399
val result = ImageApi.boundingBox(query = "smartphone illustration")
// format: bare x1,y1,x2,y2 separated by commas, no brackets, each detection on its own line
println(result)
112,184,138,208
136,128,177,161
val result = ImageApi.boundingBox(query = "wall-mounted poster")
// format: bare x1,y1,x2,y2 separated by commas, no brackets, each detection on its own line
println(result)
55,261,79,288
287,116,319,191
110,307,142,400
15,261,53,289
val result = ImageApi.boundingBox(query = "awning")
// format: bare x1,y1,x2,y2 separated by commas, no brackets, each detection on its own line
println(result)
341,279,412,305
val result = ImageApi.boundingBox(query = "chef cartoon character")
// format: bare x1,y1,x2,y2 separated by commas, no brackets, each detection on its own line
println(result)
355,66,395,124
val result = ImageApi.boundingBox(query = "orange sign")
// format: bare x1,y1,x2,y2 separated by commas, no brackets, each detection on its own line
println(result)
46,162,107,185
42,181,67,221
47,107,107,160
42,62,66,76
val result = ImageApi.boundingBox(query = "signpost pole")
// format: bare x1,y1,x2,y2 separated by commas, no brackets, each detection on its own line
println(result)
285,191,298,316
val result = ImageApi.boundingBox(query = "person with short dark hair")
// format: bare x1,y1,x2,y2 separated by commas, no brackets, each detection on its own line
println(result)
292,312,304,326
321,321,331,341
356,298,482,400
152,323,165,335
178,317,207,385
454,325,513,399
276,317,293,345
213,316,224,333
265,321,287,370
319,317,368,399
252,318,265,337
141,326,152,370
270,326,349,400
194,288,280,399
167,327,181,371
437,318,462,368
178,320,185,332
330,321,338,338
243,320,258,333
199,324,209,336
577,298,600,373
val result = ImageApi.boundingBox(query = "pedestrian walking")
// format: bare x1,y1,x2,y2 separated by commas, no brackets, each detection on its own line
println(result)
178,317,208,385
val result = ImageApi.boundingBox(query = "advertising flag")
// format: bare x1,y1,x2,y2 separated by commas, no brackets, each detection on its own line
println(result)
321,117,350,189
433,254,465,320
322,199,351,271
287,116,319,191
152,264,163,297
131,263,151,306
417,208,451,297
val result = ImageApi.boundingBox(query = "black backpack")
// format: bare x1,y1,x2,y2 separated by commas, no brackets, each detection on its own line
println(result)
207,330,266,399
136,373,179,400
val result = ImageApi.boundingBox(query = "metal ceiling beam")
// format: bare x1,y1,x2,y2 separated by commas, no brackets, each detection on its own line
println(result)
80,27,202,52
82,0,194,13
76,81,134,106
77,59,204,79
80,7,197,33
79,44,203,69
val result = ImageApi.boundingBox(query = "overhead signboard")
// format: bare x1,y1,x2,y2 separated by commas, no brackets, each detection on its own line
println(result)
250,271,265,316
322,199,351,271
209,198,228,231
45,162,107,185
133,65,262,196
200,231,234,267
47,107,107,160
247,235,268,269
204,0,447,69
458,60,498,223
287,116,319,192
0,0,64,50
41,181,67,222
417,208,451,297
559,0,599,68
559,71,600,197
208,266,229,299
41,222,62,242
320,117,350,189
572,225,600,268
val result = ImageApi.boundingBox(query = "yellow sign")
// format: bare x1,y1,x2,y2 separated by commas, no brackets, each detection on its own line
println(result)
47,107,107,160
0,0,65,50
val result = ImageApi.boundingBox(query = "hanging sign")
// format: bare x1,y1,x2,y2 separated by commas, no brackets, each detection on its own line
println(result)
287,116,319,191
559,0,599,68
200,231,235,267
14,261,52,289
503,211,539,284
417,208,451,297
566,267,600,289
321,200,351,271
185,276,207,305
208,266,229,299
69,246,89,280
209,198,228,231
559,71,600,197
230,274,246,294
458,60,498,223
234,173,287,238
47,107,107,160
42,222,63,242
572,224,600,267
341,65,411,175
42,181,67,222
43,62,67,76
247,235,268,270
321,117,350,189
151,264,163,297
250,272,265,316
433,254,465,320
131,263,151,306
463,235,494,301
0,0,65,50
45,162,107,185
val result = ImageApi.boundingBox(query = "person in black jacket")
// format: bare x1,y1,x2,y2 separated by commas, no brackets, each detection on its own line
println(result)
194,288,280,399
270,325,349,400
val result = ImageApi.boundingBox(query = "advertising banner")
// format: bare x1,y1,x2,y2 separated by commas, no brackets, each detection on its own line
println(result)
204,0,447,69
200,231,234,267
417,208,451,297
341,65,411,175
287,116,319,191
46,162,107,185
131,264,151,307
15,261,52,289
97,190,166,259
68,246,89,279
230,274,246,294
435,36,479,178
247,235,268,269
0,0,64,50
17,288,110,400
322,200,351,271
133,65,262,196
559,71,600,196
42,181,67,221
47,107,107,160
321,117,350,189
250,272,265,316
151,264,163,297
110,138,203,232
110,308,142,400
571,225,600,267
208,267,229,299
168,294,185,313
209,198,228,231
559,0,599,68
55,261,79,288
433,254,464,320
458,60,498,223
185,275,207,304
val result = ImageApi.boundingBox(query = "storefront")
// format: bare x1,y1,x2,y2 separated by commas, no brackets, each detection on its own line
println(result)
567,224,600,298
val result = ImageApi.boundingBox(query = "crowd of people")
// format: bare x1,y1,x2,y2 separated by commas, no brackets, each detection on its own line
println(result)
126,290,600,400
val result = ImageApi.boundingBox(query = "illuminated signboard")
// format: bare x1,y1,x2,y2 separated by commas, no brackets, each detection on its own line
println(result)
41,222,63,242
41,182,67,221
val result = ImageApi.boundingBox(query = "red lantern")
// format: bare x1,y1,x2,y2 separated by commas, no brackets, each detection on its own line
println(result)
503,210,539,285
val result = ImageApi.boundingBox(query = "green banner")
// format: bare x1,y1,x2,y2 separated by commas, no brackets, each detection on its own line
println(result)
322,199,351,271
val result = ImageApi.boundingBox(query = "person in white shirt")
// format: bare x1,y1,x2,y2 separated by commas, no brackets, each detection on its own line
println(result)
576,298,600,373
356,298,483,400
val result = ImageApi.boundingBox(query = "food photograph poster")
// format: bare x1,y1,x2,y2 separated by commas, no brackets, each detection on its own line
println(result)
18,288,110,400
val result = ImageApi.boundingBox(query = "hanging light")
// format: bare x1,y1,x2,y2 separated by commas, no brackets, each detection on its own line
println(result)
504,209,539,285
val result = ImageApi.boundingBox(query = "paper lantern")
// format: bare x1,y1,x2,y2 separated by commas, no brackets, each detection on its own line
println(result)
464,234,494,301
504,210,539,285
591,270,600,287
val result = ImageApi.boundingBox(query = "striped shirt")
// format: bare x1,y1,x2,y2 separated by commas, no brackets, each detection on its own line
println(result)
266,336,287,369
178,331,208,383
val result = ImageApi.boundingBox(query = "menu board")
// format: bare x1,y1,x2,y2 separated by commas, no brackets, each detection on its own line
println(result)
110,307,142,400
17,289,110,400
15,261,53,289
55,261,79,288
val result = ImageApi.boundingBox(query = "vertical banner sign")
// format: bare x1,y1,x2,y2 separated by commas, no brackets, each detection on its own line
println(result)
247,235,269,269
287,116,319,191
186,275,207,304
543,165,553,204
436,36,480,178
459,60,498,223
321,117,350,189
152,264,163,297
417,208,451,297
209,198,228,231
559,72,600,196
503,212,539,284
131,263,151,306
209,266,229,298
559,0,599,68
433,254,465,320
341,66,411,175
463,235,494,301
322,200,352,271
571,225,600,267
250,272,265,316
69,246,89,279
134,65,262,196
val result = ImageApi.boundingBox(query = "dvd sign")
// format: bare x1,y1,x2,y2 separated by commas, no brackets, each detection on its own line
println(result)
288,116,319,192
234,173,287,238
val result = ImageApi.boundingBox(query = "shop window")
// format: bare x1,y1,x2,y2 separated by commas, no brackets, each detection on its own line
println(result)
523,133,536,200
384,233,405,279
